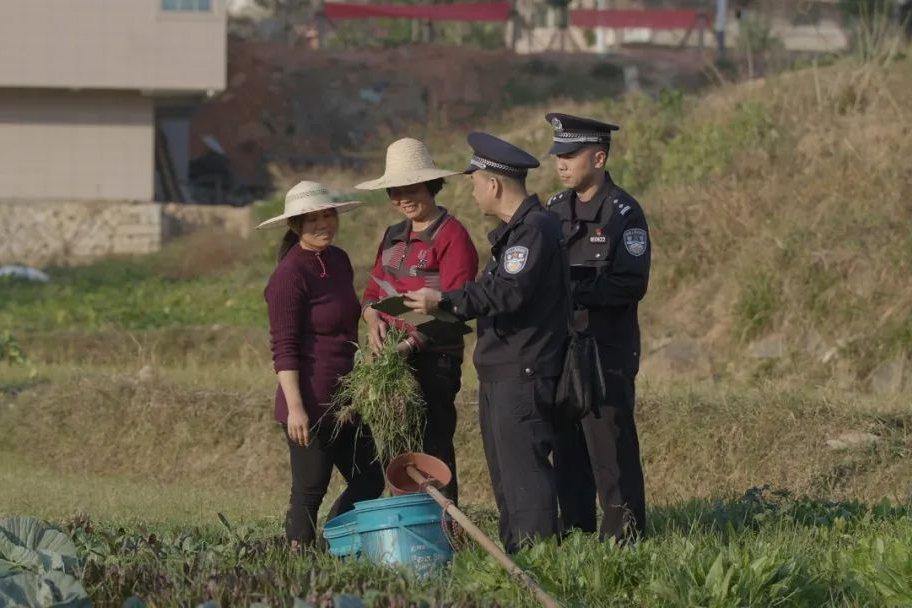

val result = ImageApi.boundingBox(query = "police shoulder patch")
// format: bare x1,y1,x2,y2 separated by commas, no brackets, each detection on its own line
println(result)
623,228,648,257
503,246,529,274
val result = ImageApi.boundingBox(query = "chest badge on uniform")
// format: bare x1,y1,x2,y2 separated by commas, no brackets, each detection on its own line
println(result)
623,228,648,257
589,227,607,244
503,246,529,274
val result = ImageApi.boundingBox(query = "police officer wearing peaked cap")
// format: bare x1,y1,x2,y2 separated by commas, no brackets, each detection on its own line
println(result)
405,132,568,553
544,112,649,542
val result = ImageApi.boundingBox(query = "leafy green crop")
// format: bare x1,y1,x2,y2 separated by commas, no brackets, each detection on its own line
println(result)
0,331,29,367
3,490,909,606
0,516,90,607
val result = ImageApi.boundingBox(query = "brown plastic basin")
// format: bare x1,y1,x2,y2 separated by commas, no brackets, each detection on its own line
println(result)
385,452,452,496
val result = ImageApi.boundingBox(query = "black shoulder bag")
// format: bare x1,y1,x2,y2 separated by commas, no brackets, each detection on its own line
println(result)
554,251,606,426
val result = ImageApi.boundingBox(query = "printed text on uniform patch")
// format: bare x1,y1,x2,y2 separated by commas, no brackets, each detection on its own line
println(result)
623,228,648,257
503,246,529,274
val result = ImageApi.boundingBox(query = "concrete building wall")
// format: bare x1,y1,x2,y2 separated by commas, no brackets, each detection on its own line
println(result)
0,200,163,267
0,90,155,201
0,0,226,92
0,199,251,267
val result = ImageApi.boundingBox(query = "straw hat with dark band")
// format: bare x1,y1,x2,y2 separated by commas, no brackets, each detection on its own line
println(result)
255,180,360,230
355,138,460,190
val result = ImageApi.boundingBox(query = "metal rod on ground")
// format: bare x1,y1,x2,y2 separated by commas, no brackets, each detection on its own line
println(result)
405,465,561,608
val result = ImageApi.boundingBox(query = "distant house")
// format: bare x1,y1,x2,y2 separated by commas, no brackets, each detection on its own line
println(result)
509,0,857,54
0,0,227,202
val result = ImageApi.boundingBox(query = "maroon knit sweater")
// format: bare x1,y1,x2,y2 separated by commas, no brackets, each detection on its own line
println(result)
264,244,360,424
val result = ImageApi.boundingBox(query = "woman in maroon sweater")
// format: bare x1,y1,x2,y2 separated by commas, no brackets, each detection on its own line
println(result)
258,180,384,549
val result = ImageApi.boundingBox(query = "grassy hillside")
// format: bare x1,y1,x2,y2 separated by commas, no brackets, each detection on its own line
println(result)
3,53,910,387
3,50,911,493
1,50,911,606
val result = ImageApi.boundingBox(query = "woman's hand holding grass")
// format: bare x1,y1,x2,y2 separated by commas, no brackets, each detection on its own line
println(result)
363,306,388,354
396,339,413,356
334,329,426,463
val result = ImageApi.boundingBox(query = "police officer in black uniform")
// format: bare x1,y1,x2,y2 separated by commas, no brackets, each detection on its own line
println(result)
544,113,649,541
405,132,567,553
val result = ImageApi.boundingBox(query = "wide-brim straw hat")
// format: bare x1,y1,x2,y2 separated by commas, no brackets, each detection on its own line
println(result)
255,180,360,230
355,138,460,190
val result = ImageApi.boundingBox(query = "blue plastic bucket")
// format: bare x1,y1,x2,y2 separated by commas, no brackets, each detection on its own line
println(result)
322,509,361,557
354,494,453,575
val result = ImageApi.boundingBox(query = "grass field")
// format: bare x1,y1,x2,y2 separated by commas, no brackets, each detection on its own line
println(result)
2,46,912,606
39,495,912,607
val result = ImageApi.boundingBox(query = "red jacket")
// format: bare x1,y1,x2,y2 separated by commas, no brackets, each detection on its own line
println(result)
362,208,478,352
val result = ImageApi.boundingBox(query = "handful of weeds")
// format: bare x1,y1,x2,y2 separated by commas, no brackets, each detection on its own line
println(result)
333,329,426,463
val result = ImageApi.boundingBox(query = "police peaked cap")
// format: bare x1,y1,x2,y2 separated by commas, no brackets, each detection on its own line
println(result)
545,112,619,155
463,132,540,178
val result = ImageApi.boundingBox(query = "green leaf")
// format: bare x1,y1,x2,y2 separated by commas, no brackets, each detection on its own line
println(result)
0,571,90,608
705,551,726,589
216,512,233,534
0,517,81,575
0,559,22,578
0,573,34,607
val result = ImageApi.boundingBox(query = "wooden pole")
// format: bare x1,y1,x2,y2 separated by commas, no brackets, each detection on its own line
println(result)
698,8,706,51
405,465,561,608
510,0,520,52
716,0,728,59
314,0,326,48
595,0,607,53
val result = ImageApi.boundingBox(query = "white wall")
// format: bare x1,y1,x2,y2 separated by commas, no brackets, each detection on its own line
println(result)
0,0,226,92
0,90,155,201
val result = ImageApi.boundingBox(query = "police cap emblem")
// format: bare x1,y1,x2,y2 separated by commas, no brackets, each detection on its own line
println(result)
550,117,562,130
623,228,648,257
503,246,529,274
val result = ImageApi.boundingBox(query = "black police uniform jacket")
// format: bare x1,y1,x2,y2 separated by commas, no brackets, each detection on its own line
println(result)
547,173,650,376
446,195,568,382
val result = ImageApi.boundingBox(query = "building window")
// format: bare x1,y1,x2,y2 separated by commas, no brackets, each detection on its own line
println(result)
161,0,211,11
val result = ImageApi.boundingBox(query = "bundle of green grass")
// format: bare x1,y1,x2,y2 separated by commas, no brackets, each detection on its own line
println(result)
333,329,426,463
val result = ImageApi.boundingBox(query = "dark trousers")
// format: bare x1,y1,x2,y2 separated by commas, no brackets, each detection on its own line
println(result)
285,421,385,547
411,351,462,503
554,372,646,541
479,377,559,554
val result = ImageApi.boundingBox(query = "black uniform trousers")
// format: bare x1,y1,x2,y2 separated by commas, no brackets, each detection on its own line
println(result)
410,351,462,503
479,377,560,554
554,370,646,541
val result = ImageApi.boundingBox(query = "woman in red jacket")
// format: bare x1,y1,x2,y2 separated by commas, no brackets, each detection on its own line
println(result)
356,138,479,504
258,180,384,549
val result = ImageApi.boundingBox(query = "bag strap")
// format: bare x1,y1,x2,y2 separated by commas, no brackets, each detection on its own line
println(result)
560,242,574,334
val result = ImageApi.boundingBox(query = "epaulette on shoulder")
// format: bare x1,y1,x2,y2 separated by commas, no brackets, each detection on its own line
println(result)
610,194,640,218
546,189,571,208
